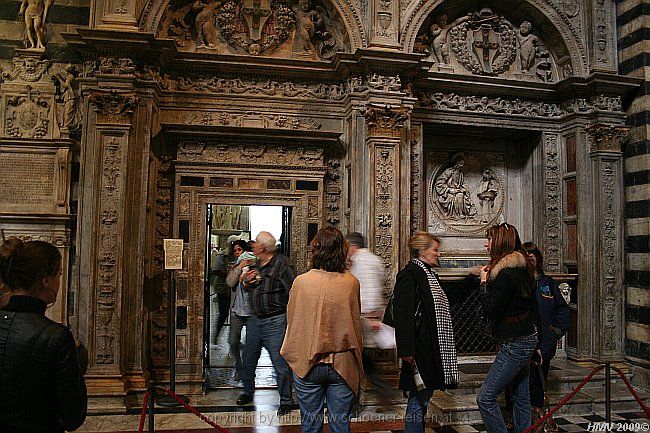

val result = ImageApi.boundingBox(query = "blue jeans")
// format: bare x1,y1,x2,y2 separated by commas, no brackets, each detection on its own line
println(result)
240,314,294,405
477,334,537,433
404,388,434,433
293,364,355,433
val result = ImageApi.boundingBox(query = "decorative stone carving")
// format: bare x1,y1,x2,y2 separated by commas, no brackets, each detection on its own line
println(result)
155,74,348,100
325,158,342,226
88,91,139,124
3,55,50,83
367,74,402,93
416,8,559,81
178,141,326,167
427,151,504,234
52,64,81,132
409,126,422,234
586,124,629,153
183,111,322,130
364,105,409,137
418,92,624,119
9,232,69,246
5,94,50,138
542,133,561,272
19,0,53,49
374,147,395,268
594,0,609,64
82,57,136,77
157,0,348,59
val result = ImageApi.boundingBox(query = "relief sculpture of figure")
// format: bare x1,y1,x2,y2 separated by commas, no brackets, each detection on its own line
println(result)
193,0,221,48
434,152,477,220
476,168,498,223
19,0,53,49
54,64,80,131
292,0,319,56
429,14,468,65
518,21,539,72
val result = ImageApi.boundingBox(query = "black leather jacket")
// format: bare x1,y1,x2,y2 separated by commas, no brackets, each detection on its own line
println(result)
0,296,87,433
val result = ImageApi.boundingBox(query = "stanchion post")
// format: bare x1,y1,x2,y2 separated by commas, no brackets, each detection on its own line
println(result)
605,362,611,424
149,378,155,432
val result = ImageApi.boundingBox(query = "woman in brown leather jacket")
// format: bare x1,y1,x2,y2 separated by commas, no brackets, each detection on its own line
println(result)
0,238,87,433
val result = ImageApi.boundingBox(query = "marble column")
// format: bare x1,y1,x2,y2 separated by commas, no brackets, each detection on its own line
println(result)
364,104,409,284
586,124,629,360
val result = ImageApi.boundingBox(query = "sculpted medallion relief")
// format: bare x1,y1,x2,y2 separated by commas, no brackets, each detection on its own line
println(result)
157,0,349,59
415,7,561,82
427,151,505,234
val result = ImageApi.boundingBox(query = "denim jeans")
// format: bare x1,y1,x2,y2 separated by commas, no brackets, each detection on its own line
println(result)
228,312,250,375
293,364,355,433
404,388,434,433
477,333,537,433
240,314,294,405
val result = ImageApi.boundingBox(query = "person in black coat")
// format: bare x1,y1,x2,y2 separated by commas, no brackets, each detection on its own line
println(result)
476,223,537,433
0,238,87,433
392,232,473,433
523,242,569,425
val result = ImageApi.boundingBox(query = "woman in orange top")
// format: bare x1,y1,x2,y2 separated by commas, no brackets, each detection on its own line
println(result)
281,226,363,433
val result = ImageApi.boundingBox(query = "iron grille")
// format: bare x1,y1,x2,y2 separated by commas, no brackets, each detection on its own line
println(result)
450,286,497,355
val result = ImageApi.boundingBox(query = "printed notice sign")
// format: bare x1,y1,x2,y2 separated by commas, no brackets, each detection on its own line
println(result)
163,239,184,270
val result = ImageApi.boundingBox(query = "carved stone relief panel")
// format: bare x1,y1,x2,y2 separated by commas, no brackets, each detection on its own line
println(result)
427,150,505,235
409,124,423,234
370,0,399,47
325,158,342,227
157,0,349,59
542,133,561,273
413,7,563,82
4,94,51,138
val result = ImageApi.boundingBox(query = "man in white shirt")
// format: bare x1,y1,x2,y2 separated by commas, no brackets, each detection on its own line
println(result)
346,232,391,393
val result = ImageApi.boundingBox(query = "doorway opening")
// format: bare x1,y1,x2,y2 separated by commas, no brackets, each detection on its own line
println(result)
203,204,291,388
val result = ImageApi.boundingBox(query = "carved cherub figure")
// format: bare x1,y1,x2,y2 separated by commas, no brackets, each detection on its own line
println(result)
193,0,221,48
518,21,539,72
429,13,469,65
292,0,319,56
19,0,53,49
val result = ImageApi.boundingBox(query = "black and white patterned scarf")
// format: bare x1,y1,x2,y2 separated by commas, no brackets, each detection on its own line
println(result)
412,258,460,387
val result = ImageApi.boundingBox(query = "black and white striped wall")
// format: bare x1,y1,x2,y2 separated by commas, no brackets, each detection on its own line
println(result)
617,0,649,365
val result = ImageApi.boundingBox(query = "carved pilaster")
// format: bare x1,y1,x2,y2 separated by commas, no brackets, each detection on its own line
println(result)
409,123,423,235
586,124,628,359
588,0,617,71
369,0,400,48
91,0,139,31
365,104,410,284
542,133,562,273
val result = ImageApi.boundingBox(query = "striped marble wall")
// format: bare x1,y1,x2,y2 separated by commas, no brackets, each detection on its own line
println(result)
617,0,649,364
0,0,89,57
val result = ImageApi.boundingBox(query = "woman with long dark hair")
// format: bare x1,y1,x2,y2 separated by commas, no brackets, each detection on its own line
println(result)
0,238,87,433
281,227,363,433
523,241,569,427
476,223,537,433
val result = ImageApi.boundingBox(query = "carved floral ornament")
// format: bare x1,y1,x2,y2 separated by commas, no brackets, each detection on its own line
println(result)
156,0,349,60
586,124,629,154
3,56,50,83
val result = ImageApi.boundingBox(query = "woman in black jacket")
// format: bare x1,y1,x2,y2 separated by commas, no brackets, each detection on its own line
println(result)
393,232,472,433
0,238,87,433
476,223,537,433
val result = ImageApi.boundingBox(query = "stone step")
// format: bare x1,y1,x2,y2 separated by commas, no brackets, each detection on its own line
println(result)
428,383,648,426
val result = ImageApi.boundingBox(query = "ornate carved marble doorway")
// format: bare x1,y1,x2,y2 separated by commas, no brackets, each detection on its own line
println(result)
164,134,339,384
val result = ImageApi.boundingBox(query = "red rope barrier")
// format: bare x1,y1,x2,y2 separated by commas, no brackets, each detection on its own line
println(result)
522,365,605,433
611,365,650,418
165,388,233,433
138,390,150,433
